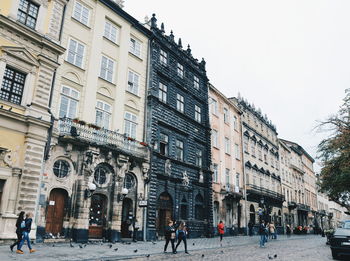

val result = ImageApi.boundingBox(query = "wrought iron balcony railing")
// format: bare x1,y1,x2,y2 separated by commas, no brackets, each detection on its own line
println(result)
57,118,149,159
246,184,284,201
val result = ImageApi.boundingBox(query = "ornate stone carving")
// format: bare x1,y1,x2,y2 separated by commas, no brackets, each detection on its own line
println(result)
0,147,19,168
116,155,129,180
165,159,171,176
142,162,150,180
199,170,204,183
182,171,189,187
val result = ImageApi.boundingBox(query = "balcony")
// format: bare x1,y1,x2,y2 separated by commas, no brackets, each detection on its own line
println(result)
246,184,284,202
288,201,297,209
220,184,243,199
57,118,149,159
290,162,305,174
297,203,310,212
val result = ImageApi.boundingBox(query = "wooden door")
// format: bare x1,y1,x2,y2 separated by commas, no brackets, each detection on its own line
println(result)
45,189,67,235
89,194,107,238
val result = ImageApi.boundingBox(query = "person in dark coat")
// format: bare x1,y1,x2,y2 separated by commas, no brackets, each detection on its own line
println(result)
259,220,268,248
10,211,25,252
175,221,189,254
164,220,176,254
248,221,254,236
17,212,36,254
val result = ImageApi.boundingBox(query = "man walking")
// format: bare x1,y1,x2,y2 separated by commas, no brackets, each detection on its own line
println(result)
259,220,267,248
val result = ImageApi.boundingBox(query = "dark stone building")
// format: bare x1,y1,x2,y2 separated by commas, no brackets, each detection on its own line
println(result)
145,15,212,240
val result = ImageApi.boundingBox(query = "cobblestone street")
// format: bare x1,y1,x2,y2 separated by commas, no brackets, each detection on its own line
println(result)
0,235,338,261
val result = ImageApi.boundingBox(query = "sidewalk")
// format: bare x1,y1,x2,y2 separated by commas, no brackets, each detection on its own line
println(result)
0,234,322,261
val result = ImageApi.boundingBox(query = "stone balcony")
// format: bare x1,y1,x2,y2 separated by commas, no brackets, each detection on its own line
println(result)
246,184,285,202
56,118,149,159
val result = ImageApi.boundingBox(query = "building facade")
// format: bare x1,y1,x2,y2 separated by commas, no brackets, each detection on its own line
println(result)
0,0,66,241
235,97,283,234
145,15,212,240
36,0,151,243
209,84,245,235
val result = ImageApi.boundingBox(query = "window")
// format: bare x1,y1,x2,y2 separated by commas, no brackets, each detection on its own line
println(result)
225,169,230,187
59,86,79,119
233,116,238,130
212,130,218,147
17,0,39,29
72,1,90,26
127,70,139,95
258,144,262,160
210,98,218,115
177,63,184,78
251,141,256,157
180,197,188,220
175,140,184,161
104,20,118,43
53,160,70,178
67,38,85,68
224,137,230,154
0,66,26,105
159,133,168,156
124,112,137,138
130,38,141,57
195,148,202,167
194,75,199,89
195,194,204,220
95,100,111,129
176,94,184,112
158,83,167,103
94,166,108,185
160,49,168,65
195,105,201,122
224,108,229,123
235,144,240,160
213,164,218,183
235,173,240,188
100,56,114,82
264,148,268,163
124,174,135,189
243,136,249,153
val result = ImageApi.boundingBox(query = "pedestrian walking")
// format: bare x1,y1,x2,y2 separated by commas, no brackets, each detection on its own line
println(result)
17,212,36,254
132,217,139,242
286,224,291,237
248,221,253,236
164,220,176,254
259,220,268,248
175,221,189,254
10,211,25,252
217,220,225,242
269,222,277,239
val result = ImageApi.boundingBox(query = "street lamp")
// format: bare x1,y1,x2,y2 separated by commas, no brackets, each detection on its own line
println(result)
118,187,129,202
84,182,96,199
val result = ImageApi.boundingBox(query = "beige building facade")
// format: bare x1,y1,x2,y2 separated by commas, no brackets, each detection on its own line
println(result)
209,84,245,235
0,0,67,240
36,0,151,242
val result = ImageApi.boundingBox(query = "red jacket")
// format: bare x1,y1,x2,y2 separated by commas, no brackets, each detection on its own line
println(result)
218,223,225,235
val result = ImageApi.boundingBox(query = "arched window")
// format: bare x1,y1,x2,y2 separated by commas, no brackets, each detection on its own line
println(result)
94,166,108,185
249,204,256,224
123,173,136,189
195,194,204,220
180,196,188,220
53,160,70,178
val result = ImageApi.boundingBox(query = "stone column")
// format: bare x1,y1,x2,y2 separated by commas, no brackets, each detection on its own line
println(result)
6,168,22,214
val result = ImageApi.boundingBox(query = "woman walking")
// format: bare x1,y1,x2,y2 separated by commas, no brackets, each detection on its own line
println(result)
217,220,225,242
10,211,25,252
164,220,176,254
17,212,36,254
175,221,189,254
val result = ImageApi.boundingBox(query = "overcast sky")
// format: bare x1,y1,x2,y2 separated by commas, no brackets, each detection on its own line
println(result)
125,0,350,172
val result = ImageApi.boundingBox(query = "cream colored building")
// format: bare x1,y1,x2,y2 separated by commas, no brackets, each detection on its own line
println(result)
209,84,245,235
0,0,66,241
36,0,151,242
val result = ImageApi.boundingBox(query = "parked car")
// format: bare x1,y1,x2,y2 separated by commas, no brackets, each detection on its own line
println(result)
329,220,350,259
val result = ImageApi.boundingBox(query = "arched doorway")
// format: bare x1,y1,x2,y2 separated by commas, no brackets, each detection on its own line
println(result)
89,194,107,238
156,192,173,236
121,198,133,238
46,188,68,236
249,204,256,224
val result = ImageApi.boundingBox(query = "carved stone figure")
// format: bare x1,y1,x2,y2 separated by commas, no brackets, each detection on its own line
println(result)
165,159,171,176
182,171,189,187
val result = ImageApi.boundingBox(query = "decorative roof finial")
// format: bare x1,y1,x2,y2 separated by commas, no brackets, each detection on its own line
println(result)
200,58,206,70
187,44,191,55
170,30,174,41
161,22,165,33
151,13,157,29
178,38,182,48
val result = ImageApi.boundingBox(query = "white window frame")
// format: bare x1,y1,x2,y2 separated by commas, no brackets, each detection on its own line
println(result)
233,116,238,130
225,168,230,187
158,82,167,103
211,98,218,115
127,70,140,95
235,144,240,160
72,1,90,26
177,63,184,78
95,100,111,129
130,37,141,57
176,139,184,161
104,20,118,43
213,163,218,183
195,105,201,123
194,75,199,89
100,55,115,83
212,130,218,148
160,49,168,65
66,38,85,68
224,108,229,123
59,86,79,119
176,93,184,112
195,148,203,167
124,111,138,139
225,137,230,154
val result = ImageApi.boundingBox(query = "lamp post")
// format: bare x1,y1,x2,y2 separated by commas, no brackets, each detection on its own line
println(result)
118,187,129,202
84,182,96,199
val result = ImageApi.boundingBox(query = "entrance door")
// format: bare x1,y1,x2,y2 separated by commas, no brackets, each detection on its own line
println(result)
156,192,173,237
89,194,107,238
121,198,133,238
45,188,68,235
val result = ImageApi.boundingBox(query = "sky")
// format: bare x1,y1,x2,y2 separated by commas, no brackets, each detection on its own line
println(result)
124,0,350,172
